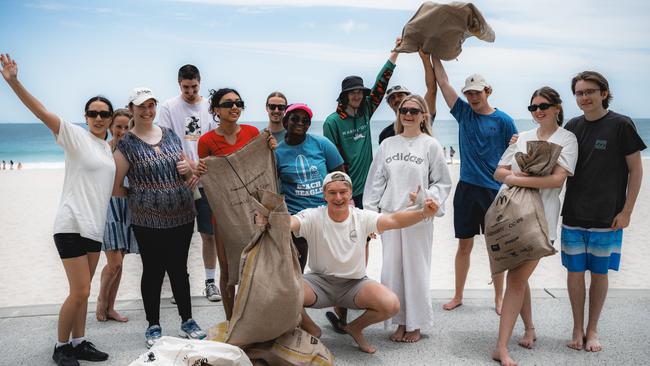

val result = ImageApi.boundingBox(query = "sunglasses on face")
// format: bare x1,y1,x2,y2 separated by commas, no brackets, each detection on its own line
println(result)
399,107,422,115
288,115,311,124
267,103,287,111
574,88,600,97
218,100,245,109
527,103,554,112
86,110,112,119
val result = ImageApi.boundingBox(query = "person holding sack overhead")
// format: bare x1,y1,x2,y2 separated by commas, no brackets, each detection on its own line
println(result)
491,86,578,366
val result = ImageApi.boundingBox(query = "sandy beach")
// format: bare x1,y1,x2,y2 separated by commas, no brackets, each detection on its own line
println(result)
1,162,649,308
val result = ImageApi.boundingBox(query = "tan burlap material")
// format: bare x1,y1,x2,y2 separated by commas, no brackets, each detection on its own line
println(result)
485,141,563,275
394,1,495,60
200,131,278,285
225,190,303,346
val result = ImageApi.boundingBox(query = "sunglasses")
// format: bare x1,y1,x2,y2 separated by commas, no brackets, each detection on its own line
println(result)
86,110,112,119
267,103,287,111
574,88,600,97
527,103,555,112
218,100,245,109
288,115,311,124
399,107,422,115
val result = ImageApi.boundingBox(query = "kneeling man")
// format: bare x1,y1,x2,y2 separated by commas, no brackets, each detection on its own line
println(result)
260,171,438,354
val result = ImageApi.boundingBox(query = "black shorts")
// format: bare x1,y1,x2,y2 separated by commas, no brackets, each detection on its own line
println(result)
54,233,102,259
453,180,498,239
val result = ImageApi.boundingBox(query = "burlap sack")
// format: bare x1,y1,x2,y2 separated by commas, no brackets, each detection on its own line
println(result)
201,131,279,285
485,141,563,275
225,190,303,346
394,1,495,60
245,328,334,366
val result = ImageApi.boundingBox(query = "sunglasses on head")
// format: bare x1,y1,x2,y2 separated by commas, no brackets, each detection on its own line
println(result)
267,103,287,111
218,100,245,109
288,115,311,124
399,107,422,115
527,103,554,112
86,110,112,119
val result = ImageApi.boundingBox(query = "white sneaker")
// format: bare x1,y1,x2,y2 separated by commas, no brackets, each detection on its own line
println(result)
204,281,222,302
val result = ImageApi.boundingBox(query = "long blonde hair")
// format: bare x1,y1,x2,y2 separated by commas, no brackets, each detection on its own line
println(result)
393,94,432,136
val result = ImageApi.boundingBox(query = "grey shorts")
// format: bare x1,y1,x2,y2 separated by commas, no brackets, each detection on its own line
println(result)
303,273,372,310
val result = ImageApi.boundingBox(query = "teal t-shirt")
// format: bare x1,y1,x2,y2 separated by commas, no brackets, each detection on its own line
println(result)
275,134,344,214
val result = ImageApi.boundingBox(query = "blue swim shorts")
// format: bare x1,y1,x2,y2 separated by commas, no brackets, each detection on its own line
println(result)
560,225,622,274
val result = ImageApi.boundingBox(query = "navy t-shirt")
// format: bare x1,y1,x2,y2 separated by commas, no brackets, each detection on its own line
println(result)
562,111,646,228
450,99,517,190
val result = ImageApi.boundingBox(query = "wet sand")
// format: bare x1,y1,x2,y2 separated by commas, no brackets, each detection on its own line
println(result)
1,162,649,308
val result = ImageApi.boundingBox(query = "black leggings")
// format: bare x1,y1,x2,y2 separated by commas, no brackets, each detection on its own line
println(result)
133,221,194,326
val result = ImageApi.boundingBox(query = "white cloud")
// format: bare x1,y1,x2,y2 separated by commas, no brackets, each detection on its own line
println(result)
337,19,368,34
170,0,423,10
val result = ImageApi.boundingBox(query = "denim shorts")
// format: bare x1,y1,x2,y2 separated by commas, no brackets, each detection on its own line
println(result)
195,188,214,235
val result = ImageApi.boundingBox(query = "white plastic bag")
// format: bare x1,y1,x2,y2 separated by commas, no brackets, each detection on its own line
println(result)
128,336,253,366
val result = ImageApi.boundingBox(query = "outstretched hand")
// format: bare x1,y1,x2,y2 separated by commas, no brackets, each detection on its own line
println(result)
0,54,18,82
409,185,421,205
422,198,439,218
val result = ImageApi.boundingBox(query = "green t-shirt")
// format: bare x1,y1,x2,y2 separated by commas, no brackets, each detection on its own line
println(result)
323,60,395,197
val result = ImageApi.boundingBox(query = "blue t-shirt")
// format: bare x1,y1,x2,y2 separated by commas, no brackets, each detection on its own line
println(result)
275,134,344,214
451,99,517,190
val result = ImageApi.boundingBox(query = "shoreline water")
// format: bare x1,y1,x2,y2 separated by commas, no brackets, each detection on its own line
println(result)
2,162,650,308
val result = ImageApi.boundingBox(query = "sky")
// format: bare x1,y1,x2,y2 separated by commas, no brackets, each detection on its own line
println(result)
0,0,649,124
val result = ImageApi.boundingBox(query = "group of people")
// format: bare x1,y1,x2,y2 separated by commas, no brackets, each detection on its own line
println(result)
0,34,645,366
1,159,21,169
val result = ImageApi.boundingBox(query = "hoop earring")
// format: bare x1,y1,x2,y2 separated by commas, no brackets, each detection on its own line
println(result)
556,114,560,123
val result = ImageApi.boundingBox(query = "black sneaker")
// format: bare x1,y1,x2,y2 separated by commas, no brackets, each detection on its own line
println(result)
52,344,79,366
73,340,109,361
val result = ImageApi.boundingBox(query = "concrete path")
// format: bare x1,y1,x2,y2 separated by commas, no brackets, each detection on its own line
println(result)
1,289,648,365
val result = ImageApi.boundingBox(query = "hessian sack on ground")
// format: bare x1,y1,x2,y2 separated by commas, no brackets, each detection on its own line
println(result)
245,327,334,366
127,336,252,366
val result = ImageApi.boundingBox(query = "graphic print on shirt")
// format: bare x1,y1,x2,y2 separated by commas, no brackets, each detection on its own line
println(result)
594,139,607,150
385,151,425,165
184,116,201,141
341,124,368,142
295,154,323,197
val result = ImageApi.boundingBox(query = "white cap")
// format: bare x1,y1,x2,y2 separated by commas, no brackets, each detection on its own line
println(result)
127,87,158,106
322,171,353,188
461,74,490,93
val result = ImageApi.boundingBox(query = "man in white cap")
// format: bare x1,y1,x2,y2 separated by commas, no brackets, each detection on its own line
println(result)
431,59,517,314
256,171,439,354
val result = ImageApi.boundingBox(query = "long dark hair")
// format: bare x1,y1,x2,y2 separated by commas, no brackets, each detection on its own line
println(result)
84,96,114,115
530,86,564,126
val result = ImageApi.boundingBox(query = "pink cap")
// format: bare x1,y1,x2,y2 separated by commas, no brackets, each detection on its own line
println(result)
284,103,313,118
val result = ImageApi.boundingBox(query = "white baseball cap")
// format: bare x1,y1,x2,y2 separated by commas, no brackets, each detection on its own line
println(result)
461,74,490,93
127,87,158,106
322,171,353,188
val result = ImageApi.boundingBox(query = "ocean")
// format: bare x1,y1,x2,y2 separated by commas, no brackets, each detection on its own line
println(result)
1,119,649,168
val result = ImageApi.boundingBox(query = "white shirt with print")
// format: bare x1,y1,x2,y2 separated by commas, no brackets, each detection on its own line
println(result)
295,206,379,279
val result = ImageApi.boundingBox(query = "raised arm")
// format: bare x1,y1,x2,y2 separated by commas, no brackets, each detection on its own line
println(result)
612,151,643,229
376,198,438,233
0,54,60,134
368,37,401,117
431,57,459,110
419,50,437,117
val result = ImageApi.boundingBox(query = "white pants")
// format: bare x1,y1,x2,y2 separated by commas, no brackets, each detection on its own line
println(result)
381,219,433,331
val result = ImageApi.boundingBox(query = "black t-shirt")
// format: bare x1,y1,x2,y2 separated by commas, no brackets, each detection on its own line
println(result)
561,111,646,228
378,113,436,145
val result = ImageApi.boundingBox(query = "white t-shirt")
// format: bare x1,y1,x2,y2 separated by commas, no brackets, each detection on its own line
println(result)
157,95,216,161
54,119,116,242
295,206,380,279
498,127,578,240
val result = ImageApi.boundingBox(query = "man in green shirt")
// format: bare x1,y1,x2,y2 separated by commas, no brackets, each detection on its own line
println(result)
323,38,400,208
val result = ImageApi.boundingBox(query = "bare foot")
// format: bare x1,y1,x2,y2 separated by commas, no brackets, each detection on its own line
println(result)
442,298,462,311
389,325,405,342
566,329,585,350
344,324,376,354
95,299,107,322
106,309,128,322
518,328,536,349
402,329,421,343
491,348,517,366
585,333,602,352
495,296,503,316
